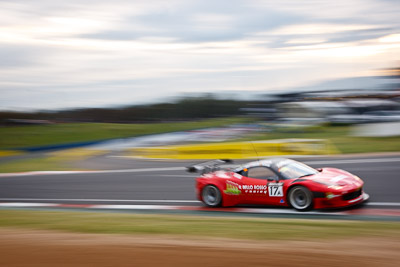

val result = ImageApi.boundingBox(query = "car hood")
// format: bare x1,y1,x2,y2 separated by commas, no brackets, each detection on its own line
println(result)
304,168,363,188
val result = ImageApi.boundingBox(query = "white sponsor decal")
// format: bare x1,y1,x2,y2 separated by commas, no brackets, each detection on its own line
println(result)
233,173,242,179
268,183,284,197
243,184,270,194
216,172,231,179
254,185,267,190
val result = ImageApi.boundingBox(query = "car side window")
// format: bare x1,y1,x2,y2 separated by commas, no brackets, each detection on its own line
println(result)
247,166,278,180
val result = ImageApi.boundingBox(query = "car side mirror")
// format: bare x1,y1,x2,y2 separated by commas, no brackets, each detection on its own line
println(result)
317,168,323,172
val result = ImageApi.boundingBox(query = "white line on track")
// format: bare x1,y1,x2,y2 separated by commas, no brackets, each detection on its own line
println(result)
0,167,185,178
92,205,179,210
303,157,400,165
0,198,201,203
1,202,398,217
1,198,400,207
366,202,400,207
0,202,58,207
337,167,400,171
155,174,196,177
1,157,400,178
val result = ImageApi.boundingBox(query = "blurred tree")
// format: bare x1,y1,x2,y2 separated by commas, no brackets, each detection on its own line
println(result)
0,95,247,124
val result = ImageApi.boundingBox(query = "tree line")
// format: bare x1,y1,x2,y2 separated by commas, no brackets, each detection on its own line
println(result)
0,96,250,124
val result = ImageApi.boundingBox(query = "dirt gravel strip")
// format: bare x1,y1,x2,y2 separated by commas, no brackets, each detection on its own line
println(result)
0,228,399,267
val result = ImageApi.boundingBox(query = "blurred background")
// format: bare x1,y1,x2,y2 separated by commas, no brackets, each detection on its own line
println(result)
1,3,400,266
0,0,400,168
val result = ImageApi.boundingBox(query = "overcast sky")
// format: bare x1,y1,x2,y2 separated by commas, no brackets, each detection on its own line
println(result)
1,0,399,111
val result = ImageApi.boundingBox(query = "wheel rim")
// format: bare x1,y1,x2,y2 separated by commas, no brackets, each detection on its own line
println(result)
289,187,311,210
202,186,221,206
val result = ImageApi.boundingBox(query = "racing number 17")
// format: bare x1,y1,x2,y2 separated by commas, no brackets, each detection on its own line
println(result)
268,183,283,197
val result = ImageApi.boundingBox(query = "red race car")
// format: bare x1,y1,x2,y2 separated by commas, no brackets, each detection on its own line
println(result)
188,158,369,210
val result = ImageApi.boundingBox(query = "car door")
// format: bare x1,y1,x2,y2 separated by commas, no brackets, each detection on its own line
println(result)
241,166,282,205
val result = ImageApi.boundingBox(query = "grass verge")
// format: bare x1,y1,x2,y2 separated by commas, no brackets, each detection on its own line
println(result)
0,117,249,150
0,157,73,173
1,120,400,154
0,210,399,241
0,148,107,173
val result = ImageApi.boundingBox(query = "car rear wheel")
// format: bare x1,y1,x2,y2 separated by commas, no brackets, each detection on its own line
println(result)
202,185,222,207
288,186,313,211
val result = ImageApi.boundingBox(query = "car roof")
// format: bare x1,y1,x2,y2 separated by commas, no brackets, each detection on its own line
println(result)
234,158,294,171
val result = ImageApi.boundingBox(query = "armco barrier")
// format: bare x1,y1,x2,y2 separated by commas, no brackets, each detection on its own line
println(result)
130,139,338,160
16,140,107,152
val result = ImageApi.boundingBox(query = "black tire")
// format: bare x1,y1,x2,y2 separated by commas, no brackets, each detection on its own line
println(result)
202,185,222,207
288,186,313,211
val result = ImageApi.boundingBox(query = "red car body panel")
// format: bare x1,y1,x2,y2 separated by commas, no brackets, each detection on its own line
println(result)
195,159,368,210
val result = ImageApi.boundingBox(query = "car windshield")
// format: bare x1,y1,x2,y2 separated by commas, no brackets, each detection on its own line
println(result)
277,161,318,180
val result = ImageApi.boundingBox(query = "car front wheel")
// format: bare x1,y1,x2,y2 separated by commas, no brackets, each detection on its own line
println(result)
288,186,313,211
202,185,222,207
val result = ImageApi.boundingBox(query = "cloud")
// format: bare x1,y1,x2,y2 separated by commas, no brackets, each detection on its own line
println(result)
81,0,304,43
0,0,399,111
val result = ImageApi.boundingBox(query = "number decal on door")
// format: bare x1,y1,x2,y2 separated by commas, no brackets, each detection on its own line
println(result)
268,183,283,197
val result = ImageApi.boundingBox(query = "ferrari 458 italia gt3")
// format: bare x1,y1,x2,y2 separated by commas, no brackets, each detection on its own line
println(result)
188,158,369,211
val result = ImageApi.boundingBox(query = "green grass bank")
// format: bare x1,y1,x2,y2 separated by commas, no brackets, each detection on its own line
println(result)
0,118,248,150
0,210,399,241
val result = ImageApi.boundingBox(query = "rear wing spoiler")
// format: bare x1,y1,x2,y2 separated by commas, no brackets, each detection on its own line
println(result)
186,159,233,174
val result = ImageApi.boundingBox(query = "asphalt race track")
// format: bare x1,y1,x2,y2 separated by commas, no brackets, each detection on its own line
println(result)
0,154,400,217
